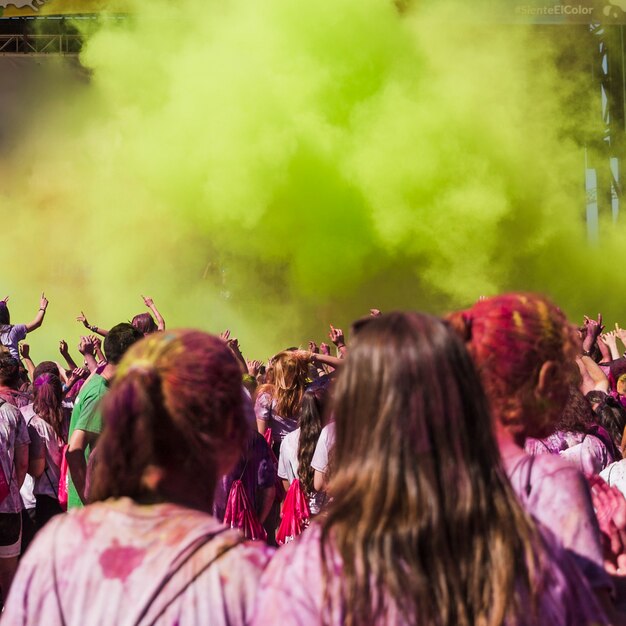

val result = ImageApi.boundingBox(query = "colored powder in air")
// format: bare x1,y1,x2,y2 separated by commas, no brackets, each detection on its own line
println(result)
0,0,624,360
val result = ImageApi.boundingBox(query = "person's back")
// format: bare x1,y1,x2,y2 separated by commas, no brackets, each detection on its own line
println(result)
0,400,29,600
256,522,603,626
66,323,143,509
4,499,271,626
4,329,273,625
256,312,608,626
448,293,616,610
503,448,609,592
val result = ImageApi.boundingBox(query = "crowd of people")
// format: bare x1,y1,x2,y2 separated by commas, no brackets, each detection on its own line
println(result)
0,291,623,623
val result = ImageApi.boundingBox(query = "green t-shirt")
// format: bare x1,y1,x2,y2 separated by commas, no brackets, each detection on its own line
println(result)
67,374,108,510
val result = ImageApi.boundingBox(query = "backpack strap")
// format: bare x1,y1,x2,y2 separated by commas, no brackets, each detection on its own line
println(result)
135,528,244,626
25,413,59,499
50,517,243,626
524,454,535,498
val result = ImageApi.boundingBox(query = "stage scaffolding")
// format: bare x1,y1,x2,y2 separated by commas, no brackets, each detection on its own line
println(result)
586,22,626,240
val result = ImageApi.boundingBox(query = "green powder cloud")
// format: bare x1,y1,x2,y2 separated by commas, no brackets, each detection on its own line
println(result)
0,0,622,361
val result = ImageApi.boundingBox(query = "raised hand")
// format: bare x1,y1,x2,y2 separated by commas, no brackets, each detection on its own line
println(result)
582,313,604,353
616,323,626,350
19,343,30,359
59,340,69,355
68,367,87,383
329,324,345,347
142,295,154,308
76,311,90,328
601,330,618,348
370,309,381,317
600,330,620,360
247,359,262,377
78,336,95,356
90,335,102,352
39,292,48,311
589,475,626,574
220,329,231,342
576,356,609,394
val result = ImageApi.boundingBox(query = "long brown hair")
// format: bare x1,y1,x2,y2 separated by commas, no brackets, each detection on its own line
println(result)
33,374,66,443
89,330,247,505
297,386,326,494
320,312,548,626
256,350,308,419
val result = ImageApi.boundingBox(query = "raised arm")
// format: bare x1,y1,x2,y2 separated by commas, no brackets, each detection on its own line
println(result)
24,293,48,333
329,325,347,358
19,344,35,381
576,355,610,394
581,313,604,357
66,430,93,505
59,340,79,371
78,336,98,373
615,323,626,358
90,335,106,364
310,351,343,369
76,311,108,338
220,330,247,375
142,296,165,331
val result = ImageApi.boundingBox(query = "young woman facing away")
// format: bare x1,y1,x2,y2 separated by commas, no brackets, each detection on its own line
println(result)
20,373,68,530
3,330,273,626
448,293,617,617
278,383,328,515
254,312,607,626
255,350,309,453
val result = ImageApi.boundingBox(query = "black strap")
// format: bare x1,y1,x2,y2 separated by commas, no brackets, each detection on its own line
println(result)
524,454,535,498
50,519,242,626
139,531,244,626
133,528,239,626
26,413,60,499
43,467,59,499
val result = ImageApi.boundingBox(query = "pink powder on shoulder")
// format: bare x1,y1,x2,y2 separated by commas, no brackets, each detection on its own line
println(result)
99,540,146,583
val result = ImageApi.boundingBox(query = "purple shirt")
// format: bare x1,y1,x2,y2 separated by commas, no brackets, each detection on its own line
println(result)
253,523,607,625
254,393,298,444
0,324,26,360
504,449,612,593
525,431,614,475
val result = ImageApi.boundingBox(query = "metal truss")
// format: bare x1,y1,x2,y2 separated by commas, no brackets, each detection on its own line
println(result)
0,33,81,54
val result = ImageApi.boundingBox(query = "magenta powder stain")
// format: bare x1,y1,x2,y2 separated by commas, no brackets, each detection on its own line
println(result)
99,541,146,583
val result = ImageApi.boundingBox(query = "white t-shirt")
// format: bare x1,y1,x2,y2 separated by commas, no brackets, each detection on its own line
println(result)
600,459,626,497
21,404,64,499
278,429,326,515
311,422,335,474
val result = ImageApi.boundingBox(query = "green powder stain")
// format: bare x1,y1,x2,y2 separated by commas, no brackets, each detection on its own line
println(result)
0,0,623,361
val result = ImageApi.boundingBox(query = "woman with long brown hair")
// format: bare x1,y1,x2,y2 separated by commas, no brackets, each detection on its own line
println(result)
255,350,309,452
277,383,328,515
254,312,606,626
20,372,68,530
3,330,273,626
